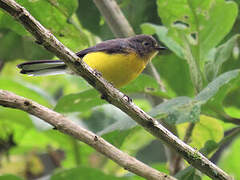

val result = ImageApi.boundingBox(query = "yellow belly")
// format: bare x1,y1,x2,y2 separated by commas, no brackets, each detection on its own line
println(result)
82,51,147,88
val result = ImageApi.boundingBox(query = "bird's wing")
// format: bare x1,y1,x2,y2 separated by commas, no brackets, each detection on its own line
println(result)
76,39,130,58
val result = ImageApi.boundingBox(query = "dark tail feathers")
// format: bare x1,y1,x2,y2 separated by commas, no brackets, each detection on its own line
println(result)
17,60,67,76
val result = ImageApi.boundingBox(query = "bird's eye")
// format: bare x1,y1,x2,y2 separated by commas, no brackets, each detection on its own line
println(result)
142,41,150,46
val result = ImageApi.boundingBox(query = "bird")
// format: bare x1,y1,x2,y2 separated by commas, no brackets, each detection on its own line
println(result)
17,35,165,88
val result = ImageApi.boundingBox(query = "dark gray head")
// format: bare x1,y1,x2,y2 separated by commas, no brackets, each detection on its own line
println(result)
127,35,165,57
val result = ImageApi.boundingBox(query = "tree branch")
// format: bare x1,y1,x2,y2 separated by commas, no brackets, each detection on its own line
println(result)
0,0,232,179
0,90,173,180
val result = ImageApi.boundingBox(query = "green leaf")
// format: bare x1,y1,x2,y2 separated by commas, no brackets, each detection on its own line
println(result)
0,11,27,36
95,105,136,134
195,69,240,103
223,86,240,118
150,96,200,124
0,108,33,128
0,0,79,36
157,0,238,90
79,104,137,148
150,69,240,125
175,167,201,180
102,127,138,148
0,77,53,107
54,89,105,113
50,166,128,180
157,0,238,63
0,0,90,58
121,127,155,155
205,34,240,82
191,115,223,149
0,175,24,180
0,29,53,61
47,0,78,18
152,54,195,97
200,140,218,155
122,74,171,99
178,115,224,150
218,137,240,179
15,129,59,149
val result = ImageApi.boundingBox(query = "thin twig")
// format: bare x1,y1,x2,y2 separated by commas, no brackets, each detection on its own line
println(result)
93,0,134,38
71,138,81,166
0,90,174,180
149,62,166,92
172,123,196,174
210,127,240,162
0,60,5,73
0,1,232,179
183,123,196,143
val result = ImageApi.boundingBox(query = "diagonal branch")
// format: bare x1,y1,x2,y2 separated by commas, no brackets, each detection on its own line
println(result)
0,60,5,73
93,0,134,38
0,0,232,179
0,90,174,180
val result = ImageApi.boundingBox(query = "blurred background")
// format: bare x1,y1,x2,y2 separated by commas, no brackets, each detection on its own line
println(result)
0,0,240,180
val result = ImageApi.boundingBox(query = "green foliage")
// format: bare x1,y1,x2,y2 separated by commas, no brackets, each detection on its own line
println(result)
0,0,90,62
0,175,24,180
0,0,240,179
178,115,224,150
55,89,105,113
175,167,201,180
218,137,240,179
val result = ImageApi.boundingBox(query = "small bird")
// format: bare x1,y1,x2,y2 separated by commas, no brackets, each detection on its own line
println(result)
18,35,165,88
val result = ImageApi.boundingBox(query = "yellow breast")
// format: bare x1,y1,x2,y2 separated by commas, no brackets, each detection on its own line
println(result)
82,51,148,88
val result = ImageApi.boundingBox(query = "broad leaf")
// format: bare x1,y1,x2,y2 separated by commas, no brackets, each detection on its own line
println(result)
102,127,138,148
0,0,90,61
0,29,53,61
205,34,240,82
157,0,238,64
0,108,33,128
175,167,201,180
54,89,105,113
152,54,195,97
150,70,240,124
218,137,240,179
0,77,53,107
178,115,223,150
122,74,171,99
196,69,240,103
200,69,240,119
150,96,200,124
157,0,238,90
79,104,137,148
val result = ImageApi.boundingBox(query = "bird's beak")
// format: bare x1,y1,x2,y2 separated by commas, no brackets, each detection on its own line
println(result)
155,45,167,51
